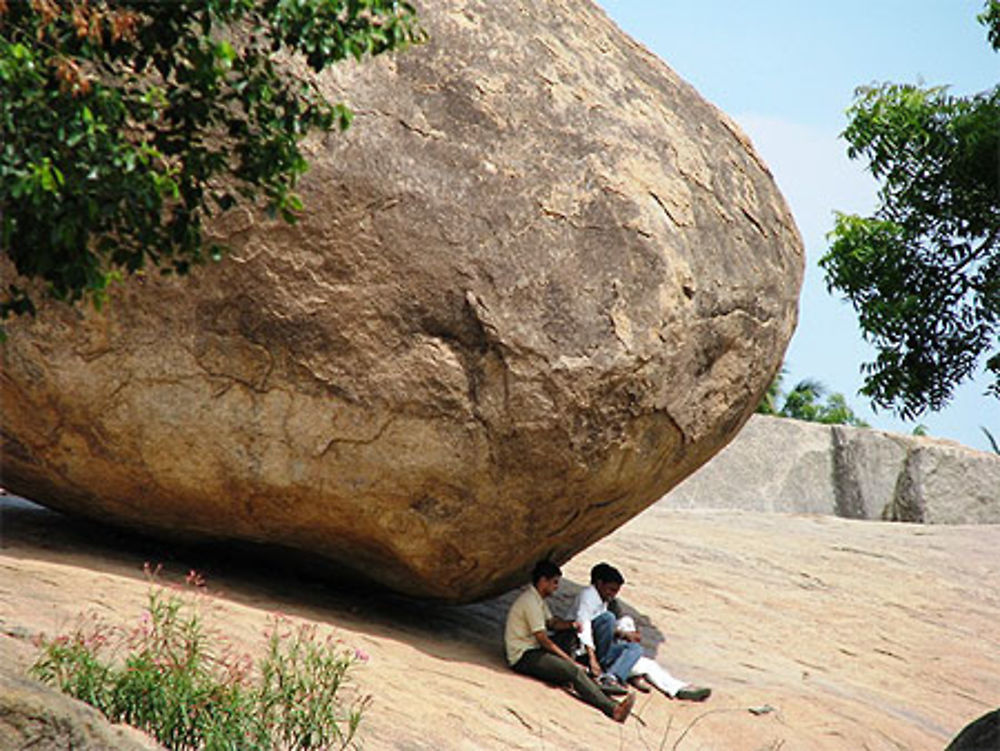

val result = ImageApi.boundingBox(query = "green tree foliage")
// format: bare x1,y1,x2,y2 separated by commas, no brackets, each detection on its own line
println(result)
822,2,1000,419
757,371,869,427
0,0,422,319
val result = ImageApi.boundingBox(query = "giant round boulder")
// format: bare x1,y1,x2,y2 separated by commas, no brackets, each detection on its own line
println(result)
0,0,803,600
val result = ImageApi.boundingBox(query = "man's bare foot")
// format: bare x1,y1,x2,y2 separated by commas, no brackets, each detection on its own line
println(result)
611,691,636,723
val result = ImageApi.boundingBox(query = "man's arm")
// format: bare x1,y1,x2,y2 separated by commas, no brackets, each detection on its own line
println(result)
546,616,581,632
574,587,604,645
582,646,600,677
533,629,577,664
573,587,604,676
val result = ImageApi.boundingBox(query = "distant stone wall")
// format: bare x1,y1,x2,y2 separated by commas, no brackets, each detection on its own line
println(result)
662,415,1000,524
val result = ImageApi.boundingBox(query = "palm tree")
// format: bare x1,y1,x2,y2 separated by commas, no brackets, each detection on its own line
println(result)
757,371,868,427
982,427,1000,454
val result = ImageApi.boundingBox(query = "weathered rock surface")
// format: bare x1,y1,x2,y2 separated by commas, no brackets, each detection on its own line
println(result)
0,1,802,600
0,668,163,751
663,415,1000,522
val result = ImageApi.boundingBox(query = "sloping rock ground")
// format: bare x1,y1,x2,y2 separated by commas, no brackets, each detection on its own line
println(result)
1,495,997,750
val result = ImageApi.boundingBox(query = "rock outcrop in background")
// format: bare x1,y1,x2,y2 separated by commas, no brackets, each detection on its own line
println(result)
663,415,1000,523
0,0,803,600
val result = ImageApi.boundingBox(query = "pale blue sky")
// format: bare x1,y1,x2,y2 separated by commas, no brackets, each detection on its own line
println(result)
599,1,1000,451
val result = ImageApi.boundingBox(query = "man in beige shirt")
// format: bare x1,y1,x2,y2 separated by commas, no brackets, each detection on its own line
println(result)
504,560,635,722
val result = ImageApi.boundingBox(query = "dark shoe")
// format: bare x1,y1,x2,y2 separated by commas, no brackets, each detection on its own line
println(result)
611,691,636,723
628,675,652,693
675,686,711,702
598,673,629,696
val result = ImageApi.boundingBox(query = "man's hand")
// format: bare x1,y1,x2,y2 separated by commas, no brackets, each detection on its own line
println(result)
620,629,641,643
586,648,602,677
547,616,581,632
589,657,602,676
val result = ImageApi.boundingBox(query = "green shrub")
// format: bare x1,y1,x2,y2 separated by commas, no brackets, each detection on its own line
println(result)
30,580,369,750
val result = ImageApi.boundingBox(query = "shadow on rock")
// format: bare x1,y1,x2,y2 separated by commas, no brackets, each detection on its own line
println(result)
1,496,665,672
945,708,999,751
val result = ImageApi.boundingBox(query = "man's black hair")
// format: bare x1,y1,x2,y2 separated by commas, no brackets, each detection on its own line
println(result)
590,562,624,585
531,560,562,584
590,562,612,584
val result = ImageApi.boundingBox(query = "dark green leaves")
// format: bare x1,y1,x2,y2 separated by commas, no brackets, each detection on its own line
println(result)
980,0,1000,51
0,0,422,319
823,4,1000,418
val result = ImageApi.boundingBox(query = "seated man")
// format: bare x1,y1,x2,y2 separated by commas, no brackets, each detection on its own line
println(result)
504,560,636,723
570,563,642,692
573,562,711,702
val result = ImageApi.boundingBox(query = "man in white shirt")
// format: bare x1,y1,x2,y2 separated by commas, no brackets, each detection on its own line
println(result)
572,563,711,701
571,564,642,691
504,560,636,722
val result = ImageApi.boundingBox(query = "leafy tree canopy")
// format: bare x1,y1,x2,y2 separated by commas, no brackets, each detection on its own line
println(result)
822,1,1000,419
0,0,422,319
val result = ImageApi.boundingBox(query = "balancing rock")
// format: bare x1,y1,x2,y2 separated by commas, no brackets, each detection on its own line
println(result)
0,0,803,600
